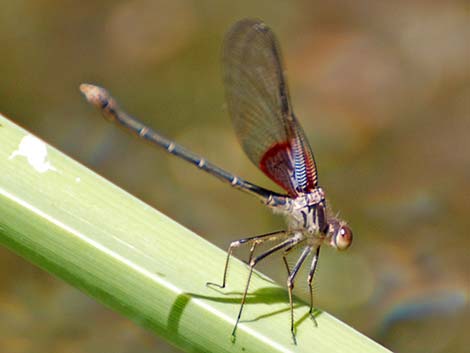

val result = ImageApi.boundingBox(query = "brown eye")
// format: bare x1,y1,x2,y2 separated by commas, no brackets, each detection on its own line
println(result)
335,225,353,250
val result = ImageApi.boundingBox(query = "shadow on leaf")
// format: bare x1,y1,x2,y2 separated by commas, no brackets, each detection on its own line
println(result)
167,285,323,335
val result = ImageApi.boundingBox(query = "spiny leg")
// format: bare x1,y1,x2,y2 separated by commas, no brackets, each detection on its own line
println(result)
286,246,312,345
307,247,320,325
232,237,300,341
206,230,286,289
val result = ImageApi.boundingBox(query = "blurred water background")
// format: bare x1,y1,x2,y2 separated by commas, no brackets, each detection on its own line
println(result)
0,1,469,352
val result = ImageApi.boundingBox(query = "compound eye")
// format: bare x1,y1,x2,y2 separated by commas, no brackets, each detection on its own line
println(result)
335,225,353,250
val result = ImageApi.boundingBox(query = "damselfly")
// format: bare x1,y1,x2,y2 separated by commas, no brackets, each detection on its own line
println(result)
80,18,353,344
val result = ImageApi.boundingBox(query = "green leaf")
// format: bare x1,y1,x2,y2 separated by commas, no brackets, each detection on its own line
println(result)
0,114,391,353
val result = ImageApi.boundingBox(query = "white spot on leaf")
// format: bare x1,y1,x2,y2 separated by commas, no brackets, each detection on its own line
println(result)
9,135,57,173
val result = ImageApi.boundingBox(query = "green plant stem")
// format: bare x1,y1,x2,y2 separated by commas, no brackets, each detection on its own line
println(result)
0,114,391,353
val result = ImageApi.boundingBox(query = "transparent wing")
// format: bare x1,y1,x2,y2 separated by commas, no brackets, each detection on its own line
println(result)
223,19,318,196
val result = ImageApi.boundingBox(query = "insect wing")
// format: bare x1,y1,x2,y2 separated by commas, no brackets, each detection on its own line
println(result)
223,19,318,196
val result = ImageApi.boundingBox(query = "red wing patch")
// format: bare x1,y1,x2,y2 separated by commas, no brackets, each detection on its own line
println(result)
259,142,297,197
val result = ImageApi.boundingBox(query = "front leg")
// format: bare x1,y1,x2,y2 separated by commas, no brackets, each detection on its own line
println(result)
307,247,320,324
286,246,312,345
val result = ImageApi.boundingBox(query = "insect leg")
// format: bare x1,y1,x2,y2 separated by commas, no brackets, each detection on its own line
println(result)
232,237,300,341
287,246,312,345
282,242,300,277
206,230,286,289
307,247,321,323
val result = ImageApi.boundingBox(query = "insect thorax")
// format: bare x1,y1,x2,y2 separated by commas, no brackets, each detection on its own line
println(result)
272,187,327,235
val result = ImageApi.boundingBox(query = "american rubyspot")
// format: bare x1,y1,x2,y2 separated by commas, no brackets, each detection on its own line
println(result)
80,18,353,344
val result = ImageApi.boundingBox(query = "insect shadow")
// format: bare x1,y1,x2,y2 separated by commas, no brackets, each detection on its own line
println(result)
167,285,323,337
